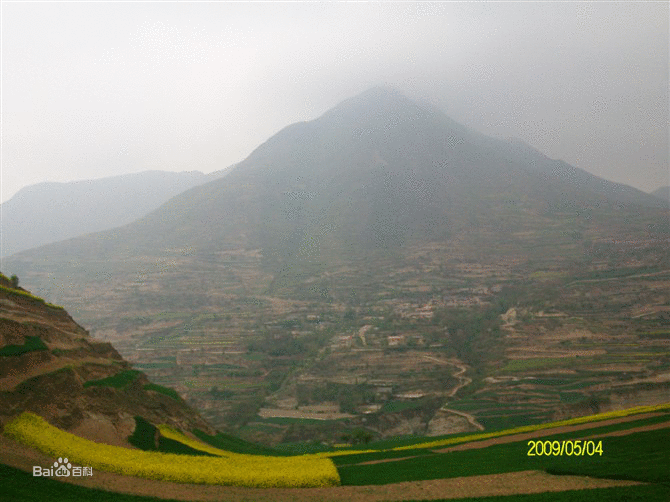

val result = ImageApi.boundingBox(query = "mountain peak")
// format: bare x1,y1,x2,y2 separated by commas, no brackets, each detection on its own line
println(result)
320,85,427,124
356,85,407,100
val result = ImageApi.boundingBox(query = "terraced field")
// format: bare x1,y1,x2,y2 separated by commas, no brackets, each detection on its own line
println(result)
81,259,670,447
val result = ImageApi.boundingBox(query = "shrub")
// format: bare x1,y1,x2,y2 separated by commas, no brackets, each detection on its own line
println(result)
0,336,48,357
143,383,182,402
83,370,141,389
127,416,158,451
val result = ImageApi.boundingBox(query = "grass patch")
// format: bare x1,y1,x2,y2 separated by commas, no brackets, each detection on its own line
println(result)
273,441,333,455
158,437,216,457
560,392,587,403
362,433,439,450
127,416,158,451
382,400,423,412
0,285,63,309
502,358,572,372
0,336,48,357
132,362,176,369
478,411,550,431
258,416,346,425
331,447,434,466
128,418,215,457
545,428,670,484
83,370,141,389
192,429,285,456
337,424,670,486
0,463,188,502
143,383,182,402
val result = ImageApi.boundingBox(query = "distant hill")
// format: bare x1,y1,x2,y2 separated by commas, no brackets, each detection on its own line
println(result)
6,86,668,304
0,168,229,258
651,185,670,202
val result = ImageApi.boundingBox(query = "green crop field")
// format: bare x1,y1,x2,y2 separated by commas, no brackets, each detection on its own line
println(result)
3,404,669,500
0,464,186,502
335,426,670,486
4,461,668,502
0,336,48,357
143,383,182,402
192,428,286,456
83,370,142,389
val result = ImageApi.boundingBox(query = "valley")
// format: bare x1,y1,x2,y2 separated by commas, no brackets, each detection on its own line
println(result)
4,88,669,450
24,232,666,448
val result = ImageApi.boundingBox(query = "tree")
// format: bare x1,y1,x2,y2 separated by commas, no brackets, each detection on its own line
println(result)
10,275,19,288
351,428,373,445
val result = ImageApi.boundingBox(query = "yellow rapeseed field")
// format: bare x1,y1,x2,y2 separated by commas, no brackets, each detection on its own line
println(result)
157,425,231,457
5,413,340,487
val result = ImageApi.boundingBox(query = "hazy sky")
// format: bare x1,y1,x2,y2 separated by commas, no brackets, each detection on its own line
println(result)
2,2,668,204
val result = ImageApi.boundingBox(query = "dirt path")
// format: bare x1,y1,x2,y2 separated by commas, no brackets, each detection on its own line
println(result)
440,407,485,431
578,420,670,440
358,325,372,347
0,434,641,502
421,356,471,398
422,356,484,431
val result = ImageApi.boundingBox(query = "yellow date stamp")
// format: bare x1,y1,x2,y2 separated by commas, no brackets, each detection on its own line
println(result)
527,440,603,456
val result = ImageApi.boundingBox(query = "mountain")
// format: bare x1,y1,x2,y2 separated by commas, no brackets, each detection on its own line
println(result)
12,87,664,259
4,87,668,437
0,272,214,447
651,185,670,202
5,84,668,329
0,168,230,258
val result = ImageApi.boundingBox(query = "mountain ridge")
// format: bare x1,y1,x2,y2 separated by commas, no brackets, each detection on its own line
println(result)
6,87,667,289
650,185,670,202
0,168,231,258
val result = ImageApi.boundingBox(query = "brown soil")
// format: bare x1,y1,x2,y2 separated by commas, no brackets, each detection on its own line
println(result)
0,355,115,391
0,434,639,502
579,420,670,439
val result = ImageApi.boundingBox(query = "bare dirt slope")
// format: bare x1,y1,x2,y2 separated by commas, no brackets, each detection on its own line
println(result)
0,275,214,447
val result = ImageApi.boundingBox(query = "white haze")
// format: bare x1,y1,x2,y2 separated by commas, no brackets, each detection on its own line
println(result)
1,2,668,203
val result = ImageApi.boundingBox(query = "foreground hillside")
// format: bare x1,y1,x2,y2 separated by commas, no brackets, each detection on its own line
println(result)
0,272,214,445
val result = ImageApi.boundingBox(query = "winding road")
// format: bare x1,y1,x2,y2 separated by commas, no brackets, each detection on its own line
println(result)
422,355,485,431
